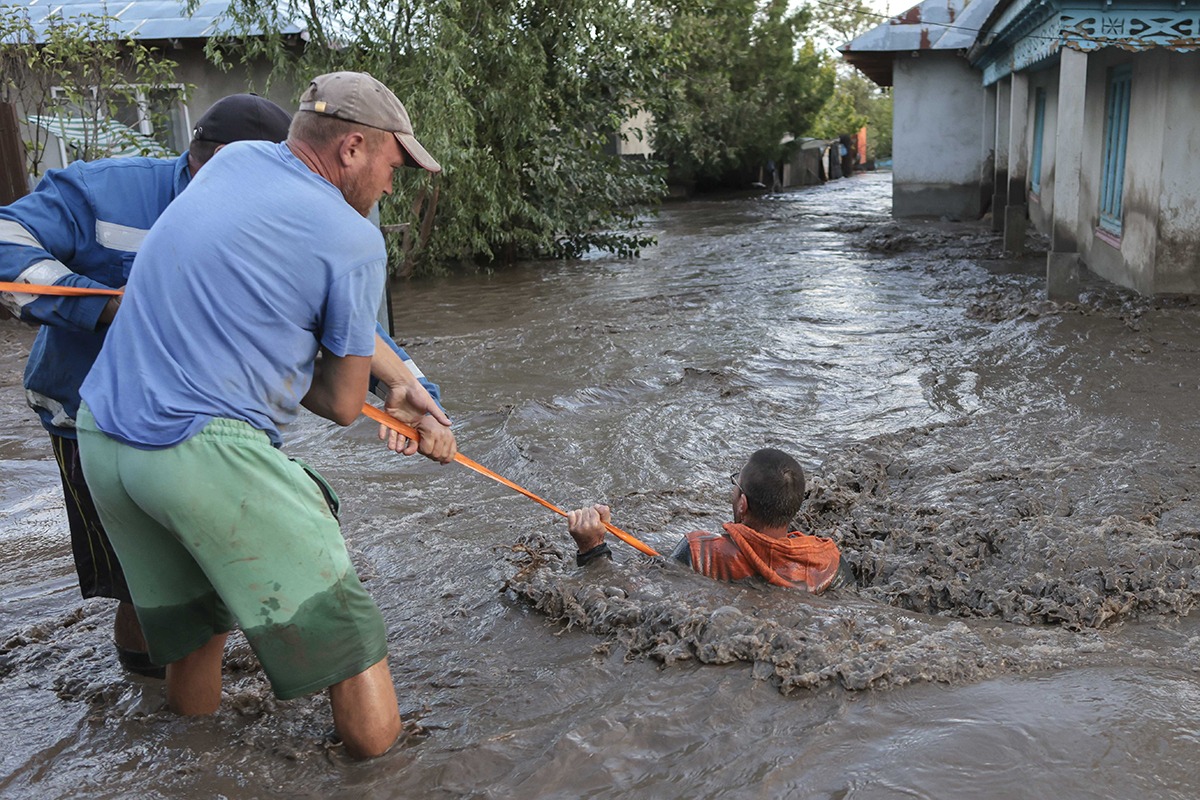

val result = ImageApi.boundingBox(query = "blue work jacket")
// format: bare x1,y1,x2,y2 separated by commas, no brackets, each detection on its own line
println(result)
0,153,191,437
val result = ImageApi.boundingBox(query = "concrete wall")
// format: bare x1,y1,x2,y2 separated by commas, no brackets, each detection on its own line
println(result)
1072,48,1188,294
1075,48,1126,289
1118,50,1168,294
616,107,654,158
1027,72,1058,232
1153,52,1200,293
892,51,987,218
170,44,297,118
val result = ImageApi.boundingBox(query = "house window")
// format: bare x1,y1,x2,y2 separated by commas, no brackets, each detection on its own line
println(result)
1030,88,1046,197
1099,66,1132,236
112,85,191,153
45,85,188,164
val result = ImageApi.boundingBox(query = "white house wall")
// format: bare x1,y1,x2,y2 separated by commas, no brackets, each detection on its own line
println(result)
1074,49,1123,290
1154,52,1200,294
1026,73,1057,234
170,46,297,129
1019,46,1200,294
893,51,986,218
1118,50,1169,294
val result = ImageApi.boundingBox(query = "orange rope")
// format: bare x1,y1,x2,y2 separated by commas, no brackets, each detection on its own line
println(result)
5,282,660,556
362,404,660,557
0,280,122,297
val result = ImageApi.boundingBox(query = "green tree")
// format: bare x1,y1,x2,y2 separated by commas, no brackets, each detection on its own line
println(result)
0,9,180,177
644,0,834,188
808,70,891,160
213,0,665,271
809,0,882,52
865,85,892,159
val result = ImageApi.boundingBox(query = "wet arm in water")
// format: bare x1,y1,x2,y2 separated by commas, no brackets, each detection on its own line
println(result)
567,504,688,567
567,505,613,565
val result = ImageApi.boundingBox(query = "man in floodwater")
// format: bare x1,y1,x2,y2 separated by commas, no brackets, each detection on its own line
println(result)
0,94,294,677
0,93,443,679
75,72,455,760
566,448,852,593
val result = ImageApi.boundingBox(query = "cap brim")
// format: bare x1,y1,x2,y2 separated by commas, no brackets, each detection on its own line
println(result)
395,132,441,173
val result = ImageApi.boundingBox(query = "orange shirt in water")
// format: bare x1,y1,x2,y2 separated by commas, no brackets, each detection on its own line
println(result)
683,522,845,594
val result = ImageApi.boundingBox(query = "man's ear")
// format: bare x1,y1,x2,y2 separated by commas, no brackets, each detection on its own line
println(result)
339,131,368,167
734,491,749,518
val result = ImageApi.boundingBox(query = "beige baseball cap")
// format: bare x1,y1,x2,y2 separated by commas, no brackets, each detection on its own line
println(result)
299,71,441,173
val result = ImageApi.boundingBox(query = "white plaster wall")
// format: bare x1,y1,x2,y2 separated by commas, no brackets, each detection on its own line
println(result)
617,107,655,157
893,51,987,217
1118,50,1168,293
894,52,985,185
1058,47,1200,295
1076,48,1129,289
1153,52,1200,293
1028,71,1058,232
172,45,298,123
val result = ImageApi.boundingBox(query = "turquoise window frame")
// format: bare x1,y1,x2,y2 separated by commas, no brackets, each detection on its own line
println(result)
1099,66,1132,236
1030,88,1046,196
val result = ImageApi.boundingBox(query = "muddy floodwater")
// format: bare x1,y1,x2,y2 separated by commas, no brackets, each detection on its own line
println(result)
3,171,1200,798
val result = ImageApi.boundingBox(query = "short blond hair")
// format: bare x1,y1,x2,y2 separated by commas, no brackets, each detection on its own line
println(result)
288,110,391,150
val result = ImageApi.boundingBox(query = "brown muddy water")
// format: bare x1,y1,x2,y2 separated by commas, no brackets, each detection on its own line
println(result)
3,171,1200,799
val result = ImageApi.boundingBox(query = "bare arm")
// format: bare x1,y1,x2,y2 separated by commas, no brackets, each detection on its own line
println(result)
566,504,614,566
301,347,373,426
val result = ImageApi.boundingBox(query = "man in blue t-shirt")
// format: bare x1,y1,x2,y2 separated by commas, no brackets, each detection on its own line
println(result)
0,93,293,677
1,92,443,679
77,72,455,760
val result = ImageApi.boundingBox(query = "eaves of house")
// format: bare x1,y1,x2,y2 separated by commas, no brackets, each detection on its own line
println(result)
970,0,1200,86
839,0,1003,86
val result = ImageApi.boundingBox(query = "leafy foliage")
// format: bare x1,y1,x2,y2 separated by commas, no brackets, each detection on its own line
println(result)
643,0,834,188
808,70,891,159
211,0,835,270
809,0,884,51
213,0,666,271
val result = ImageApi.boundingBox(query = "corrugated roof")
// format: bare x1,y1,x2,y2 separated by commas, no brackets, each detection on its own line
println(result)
839,0,1002,86
5,0,302,41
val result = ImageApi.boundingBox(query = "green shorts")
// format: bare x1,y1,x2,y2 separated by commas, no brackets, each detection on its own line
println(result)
76,405,387,700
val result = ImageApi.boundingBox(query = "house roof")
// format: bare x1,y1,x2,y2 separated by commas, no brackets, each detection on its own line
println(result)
5,0,302,41
839,0,1002,86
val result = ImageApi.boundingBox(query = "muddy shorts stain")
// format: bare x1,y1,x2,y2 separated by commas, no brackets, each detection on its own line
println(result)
76,406,387,699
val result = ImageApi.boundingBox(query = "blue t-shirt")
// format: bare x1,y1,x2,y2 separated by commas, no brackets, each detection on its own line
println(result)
81,141,385,448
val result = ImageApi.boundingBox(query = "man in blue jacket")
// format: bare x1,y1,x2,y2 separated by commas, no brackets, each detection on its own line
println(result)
0,93,443,678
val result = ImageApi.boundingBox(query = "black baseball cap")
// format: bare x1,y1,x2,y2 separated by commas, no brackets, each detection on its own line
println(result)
191,93,292,145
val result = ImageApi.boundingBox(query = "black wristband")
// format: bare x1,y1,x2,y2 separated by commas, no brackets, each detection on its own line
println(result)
576,542,613,567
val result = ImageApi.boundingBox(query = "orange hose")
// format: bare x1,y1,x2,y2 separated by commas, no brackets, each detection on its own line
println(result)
4,283,660,556
362,404,660,557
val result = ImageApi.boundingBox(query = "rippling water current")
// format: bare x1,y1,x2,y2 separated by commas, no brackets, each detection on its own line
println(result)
3,172,1200,798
